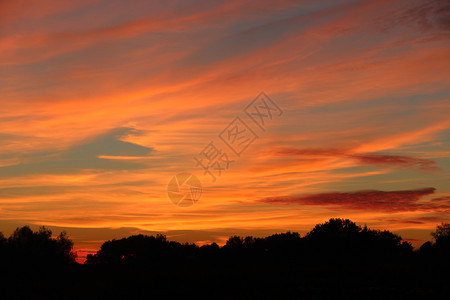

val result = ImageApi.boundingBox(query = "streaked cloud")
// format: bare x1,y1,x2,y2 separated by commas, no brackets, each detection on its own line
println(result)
0,127,152,177
274,147,441,172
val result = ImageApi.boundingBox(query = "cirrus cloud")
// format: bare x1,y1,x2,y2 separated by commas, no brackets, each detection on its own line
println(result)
274,147,441,172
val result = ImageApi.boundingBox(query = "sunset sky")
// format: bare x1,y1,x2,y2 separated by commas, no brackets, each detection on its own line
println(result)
1,0,449,262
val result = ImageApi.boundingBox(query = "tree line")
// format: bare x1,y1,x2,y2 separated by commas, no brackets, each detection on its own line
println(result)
1,218,449,298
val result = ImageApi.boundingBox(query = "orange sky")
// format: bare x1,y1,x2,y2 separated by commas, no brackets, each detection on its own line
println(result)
1,0,449,263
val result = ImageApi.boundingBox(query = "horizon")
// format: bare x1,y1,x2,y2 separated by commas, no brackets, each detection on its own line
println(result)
1,0,449,265
0,218,440,264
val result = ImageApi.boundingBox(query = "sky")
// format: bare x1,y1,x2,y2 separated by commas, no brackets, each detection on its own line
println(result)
1,0,449,263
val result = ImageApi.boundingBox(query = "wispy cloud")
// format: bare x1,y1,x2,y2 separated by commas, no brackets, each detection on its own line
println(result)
0,127,152,177
274,147,441,172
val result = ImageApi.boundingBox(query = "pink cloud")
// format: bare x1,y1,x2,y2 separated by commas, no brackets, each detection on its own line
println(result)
260,187,450,212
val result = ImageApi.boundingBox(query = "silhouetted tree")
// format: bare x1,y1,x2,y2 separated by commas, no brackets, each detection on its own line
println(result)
7,226,76,265
225,235,244,248
303,218,412,261
85,233,199,266
432,222,450,243
306,218,361,238
430,222,450,259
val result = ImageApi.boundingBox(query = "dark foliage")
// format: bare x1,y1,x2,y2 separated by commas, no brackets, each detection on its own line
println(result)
1,219,449,299
1,225,75,266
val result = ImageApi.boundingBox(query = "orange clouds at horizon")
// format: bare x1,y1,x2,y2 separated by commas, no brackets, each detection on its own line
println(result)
0,0,449,262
